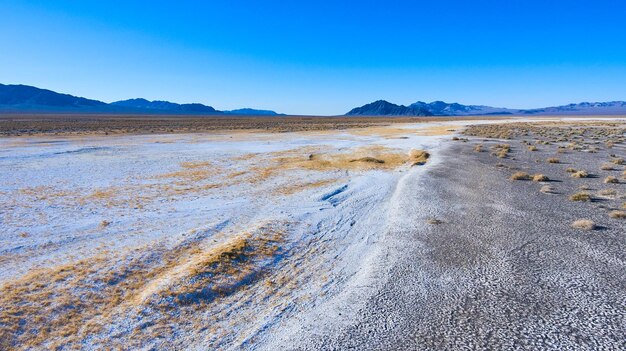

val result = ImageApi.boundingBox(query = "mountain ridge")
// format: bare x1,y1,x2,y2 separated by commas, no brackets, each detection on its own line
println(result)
0,84,280,116
346,100,626,116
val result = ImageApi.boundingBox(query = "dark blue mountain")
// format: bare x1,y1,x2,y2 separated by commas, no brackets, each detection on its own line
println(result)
347,100,626,116
0,84,280,115
0,83,107,110
346,100,433,116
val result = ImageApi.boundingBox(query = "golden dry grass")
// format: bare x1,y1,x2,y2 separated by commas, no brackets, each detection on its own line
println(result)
571,219,596,230
569,192,592,202
0,223,286,350
608,210,626,219
572,170,589,178
604,176,619,184
510,172,531,180
532,174,549,182
546,157,560,164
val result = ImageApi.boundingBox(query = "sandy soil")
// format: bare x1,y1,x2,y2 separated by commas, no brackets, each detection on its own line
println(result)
1,118,624,350
0,114,509,136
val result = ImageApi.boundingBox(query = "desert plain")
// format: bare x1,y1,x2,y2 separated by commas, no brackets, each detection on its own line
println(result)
0,115,624,350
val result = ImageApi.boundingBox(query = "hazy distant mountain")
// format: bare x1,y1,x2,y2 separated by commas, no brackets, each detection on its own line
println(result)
409,101,515,116
111,98,221,114
0,84,280,115
521,101,626,115
346,100,433,116
346,100,626,116
224,108,280,115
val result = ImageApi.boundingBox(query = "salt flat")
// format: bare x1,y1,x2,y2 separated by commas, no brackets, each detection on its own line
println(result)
1,118,624,350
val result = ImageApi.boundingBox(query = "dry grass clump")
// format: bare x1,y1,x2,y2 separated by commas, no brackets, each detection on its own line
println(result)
473,144,483,152
600,163,615,171
546,157,560,164
407,149,430,166
510,172,531,180
598,188,617,197
527,145,537,151
604,176,619,184
611,158,624,165
571,219,596,230
623,170,626,179
540,185,555,194
608,210,626,219
565,167,577,173
491,144,511,158
569,192,592,202
571,170,589,178
532,174,549,182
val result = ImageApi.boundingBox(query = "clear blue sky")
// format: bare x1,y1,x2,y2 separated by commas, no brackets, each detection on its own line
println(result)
1,1,626,115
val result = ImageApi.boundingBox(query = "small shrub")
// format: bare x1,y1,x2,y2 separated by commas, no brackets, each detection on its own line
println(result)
609,210,626,219
547,157,560,164
571,171,589,178
532,174,549,182
565,167,577,173
569,192,592,202
527,145,537,151
540,185,555,194
598,188,617,196
510,172,531,180
474,144,483,152
611,158,624,165
604,176,619,184
571,219,596,230
600,163,614,171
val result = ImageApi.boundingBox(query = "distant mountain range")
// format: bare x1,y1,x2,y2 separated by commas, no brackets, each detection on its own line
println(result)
0,84,281,115
2,83,625,117
346,100,626,116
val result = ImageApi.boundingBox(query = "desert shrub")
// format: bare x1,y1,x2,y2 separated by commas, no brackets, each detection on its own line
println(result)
547,157,560,164
609,210,626,219
527,145,537,151
569,192,592,202
510,172,531,180
600,163,614,171
565,167,577,173
611,158,624,165
571,219,596,230
604,176,619,184
598,188,617,196
540,185,555,194
571,171,589,178
532,174,549,182
474,144,483,152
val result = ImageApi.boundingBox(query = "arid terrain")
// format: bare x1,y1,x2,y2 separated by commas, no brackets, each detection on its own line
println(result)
0,116,624,350
0,114,509,136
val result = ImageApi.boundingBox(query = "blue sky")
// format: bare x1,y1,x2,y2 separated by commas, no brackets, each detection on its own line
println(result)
1,1,626,115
